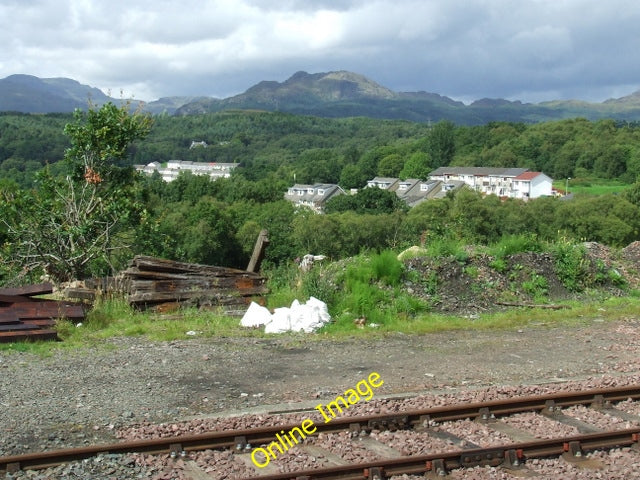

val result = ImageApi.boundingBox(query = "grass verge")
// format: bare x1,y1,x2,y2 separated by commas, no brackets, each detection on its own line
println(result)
0,294,635,355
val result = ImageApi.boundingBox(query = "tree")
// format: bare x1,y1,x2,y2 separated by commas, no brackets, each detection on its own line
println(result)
399,151,432,179
377,153,405,177
428,120,456,167
339,164,367,189
325,187,407,215
63,102,152,183
1,102,152,283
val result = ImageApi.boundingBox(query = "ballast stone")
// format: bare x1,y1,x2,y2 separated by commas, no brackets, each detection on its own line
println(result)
240,297,331,333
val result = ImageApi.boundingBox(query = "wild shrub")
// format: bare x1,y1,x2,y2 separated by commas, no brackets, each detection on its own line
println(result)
300,265,339,306
522,273,549,297
552,240,590,292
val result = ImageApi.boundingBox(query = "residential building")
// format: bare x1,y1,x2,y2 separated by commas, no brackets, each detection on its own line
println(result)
136,160,238,182
366,177,400,191
284,184,346,213
365,177,464,206
428,167,552,200
395,179,443,206
511,171,553,199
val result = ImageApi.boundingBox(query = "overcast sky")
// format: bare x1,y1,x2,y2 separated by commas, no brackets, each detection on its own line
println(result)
1,0,639,104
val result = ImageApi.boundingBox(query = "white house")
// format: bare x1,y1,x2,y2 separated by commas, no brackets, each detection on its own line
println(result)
428,167,552,200
511,172,553,199
284,184,346,213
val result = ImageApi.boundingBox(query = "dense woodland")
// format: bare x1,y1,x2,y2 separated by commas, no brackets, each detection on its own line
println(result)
2,108,640,284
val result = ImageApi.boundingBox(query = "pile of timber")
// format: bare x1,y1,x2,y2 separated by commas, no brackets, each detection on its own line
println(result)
63,276,130,303
122,255,268,312
0,283,86,343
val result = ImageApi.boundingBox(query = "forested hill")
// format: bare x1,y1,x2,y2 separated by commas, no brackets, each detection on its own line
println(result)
2,110,640,191
3,71,640,124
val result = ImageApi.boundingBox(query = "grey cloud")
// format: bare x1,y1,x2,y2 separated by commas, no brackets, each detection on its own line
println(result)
1,0,639,103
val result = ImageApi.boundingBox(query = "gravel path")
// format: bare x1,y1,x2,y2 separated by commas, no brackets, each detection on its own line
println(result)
1,316,640,478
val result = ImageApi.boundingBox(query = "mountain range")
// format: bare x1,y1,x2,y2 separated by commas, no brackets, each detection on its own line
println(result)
2,71,640,125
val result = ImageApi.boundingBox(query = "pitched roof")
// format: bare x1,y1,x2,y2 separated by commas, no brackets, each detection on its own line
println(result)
429,167,528,177
514,171,543,181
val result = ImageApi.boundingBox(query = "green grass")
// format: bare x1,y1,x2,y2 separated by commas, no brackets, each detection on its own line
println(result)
485,234,546,258
554,179,630,196
319,295,640,337
1,295,638,353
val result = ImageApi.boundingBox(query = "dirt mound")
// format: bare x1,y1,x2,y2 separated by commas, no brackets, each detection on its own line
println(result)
404,243,632,315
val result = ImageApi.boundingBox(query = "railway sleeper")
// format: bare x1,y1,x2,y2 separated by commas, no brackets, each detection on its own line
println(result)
561,440,605,470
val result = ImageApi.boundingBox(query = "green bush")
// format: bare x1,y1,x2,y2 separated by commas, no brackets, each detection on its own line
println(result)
552,240,589,292
522,273,549,297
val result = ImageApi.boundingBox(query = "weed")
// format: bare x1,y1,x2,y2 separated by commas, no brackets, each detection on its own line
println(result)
489,258,507,273
300,266,338,305
522,273,549,297
426,238,468,262
464,266,479,279
552,239,590,291
422,271,439,295
489,234,545,259
370,250,404,286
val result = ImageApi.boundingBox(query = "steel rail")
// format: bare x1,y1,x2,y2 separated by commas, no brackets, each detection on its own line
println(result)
240,428,640,480
1,384,639,473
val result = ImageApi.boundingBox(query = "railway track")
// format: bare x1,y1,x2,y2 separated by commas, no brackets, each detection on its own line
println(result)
2,385,640,478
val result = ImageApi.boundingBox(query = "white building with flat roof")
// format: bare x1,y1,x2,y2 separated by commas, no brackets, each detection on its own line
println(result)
137,160,238,182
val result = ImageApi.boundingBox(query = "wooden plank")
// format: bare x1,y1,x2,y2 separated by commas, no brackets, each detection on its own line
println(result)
121,268,191,281
129,255,262,277
247,229,269,273
63,288,97,301
0,283,54,297
128,286,269,303
128,276,264,293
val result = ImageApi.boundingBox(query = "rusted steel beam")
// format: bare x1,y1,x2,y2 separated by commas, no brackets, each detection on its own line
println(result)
0,319,56,329
5,304,84,321
0,324,37,332
0,283,54,297
0,294,37,304
0,329,58,343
